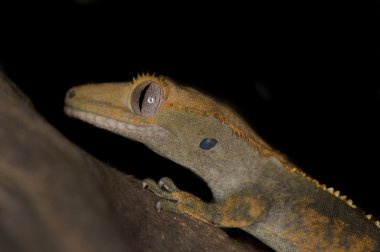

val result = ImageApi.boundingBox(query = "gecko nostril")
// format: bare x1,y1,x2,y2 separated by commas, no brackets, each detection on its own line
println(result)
67,90,76,99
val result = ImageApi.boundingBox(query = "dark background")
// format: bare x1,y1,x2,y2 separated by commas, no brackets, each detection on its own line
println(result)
1,0,380,218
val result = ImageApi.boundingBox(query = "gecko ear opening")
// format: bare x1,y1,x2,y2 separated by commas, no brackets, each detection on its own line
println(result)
131,81,163,116
199,138,218,150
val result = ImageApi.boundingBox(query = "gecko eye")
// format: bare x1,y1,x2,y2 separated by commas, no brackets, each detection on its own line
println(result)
131,81,163,116
199,138,218,150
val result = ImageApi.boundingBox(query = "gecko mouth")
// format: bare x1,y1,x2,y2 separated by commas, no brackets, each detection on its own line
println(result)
64,106,168,139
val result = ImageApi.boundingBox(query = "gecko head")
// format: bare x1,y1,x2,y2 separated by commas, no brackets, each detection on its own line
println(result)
64,74,264,179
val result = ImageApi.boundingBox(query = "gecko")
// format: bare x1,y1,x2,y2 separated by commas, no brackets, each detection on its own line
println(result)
64,74,380,251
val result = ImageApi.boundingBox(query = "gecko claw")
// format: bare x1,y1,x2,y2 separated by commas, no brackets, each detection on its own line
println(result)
142,181,148,189
156,201,162,212
142,178,155,189
158,180,165,188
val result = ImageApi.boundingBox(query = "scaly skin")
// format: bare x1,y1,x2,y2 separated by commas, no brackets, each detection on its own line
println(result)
64,74,380,251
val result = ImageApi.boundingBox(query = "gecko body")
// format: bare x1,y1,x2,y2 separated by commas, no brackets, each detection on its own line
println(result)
64,75,379,251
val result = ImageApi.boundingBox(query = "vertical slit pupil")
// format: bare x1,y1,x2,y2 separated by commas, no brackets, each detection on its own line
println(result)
139,84,151,111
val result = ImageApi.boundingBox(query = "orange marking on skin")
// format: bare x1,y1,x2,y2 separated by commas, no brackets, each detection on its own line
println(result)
280,208,375,251
220,195,264,228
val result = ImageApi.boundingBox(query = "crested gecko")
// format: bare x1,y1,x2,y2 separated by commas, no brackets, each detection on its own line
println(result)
64,74,380,251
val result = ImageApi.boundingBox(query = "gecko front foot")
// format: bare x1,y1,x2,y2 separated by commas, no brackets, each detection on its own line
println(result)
142,177,183,212
142,177,218,223
143,178,265,227
142,177,189,210
142,177,179,198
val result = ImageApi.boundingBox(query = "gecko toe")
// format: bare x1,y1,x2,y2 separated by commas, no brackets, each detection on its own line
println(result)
158,177,179,192
142,178,166,197
142,178,156,189
156,200,179,213
143,178,177,199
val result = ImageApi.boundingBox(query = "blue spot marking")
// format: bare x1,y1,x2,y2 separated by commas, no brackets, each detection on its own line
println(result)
199,138,218,150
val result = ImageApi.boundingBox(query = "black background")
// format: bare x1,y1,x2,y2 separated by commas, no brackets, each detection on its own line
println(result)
1,0,380,217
